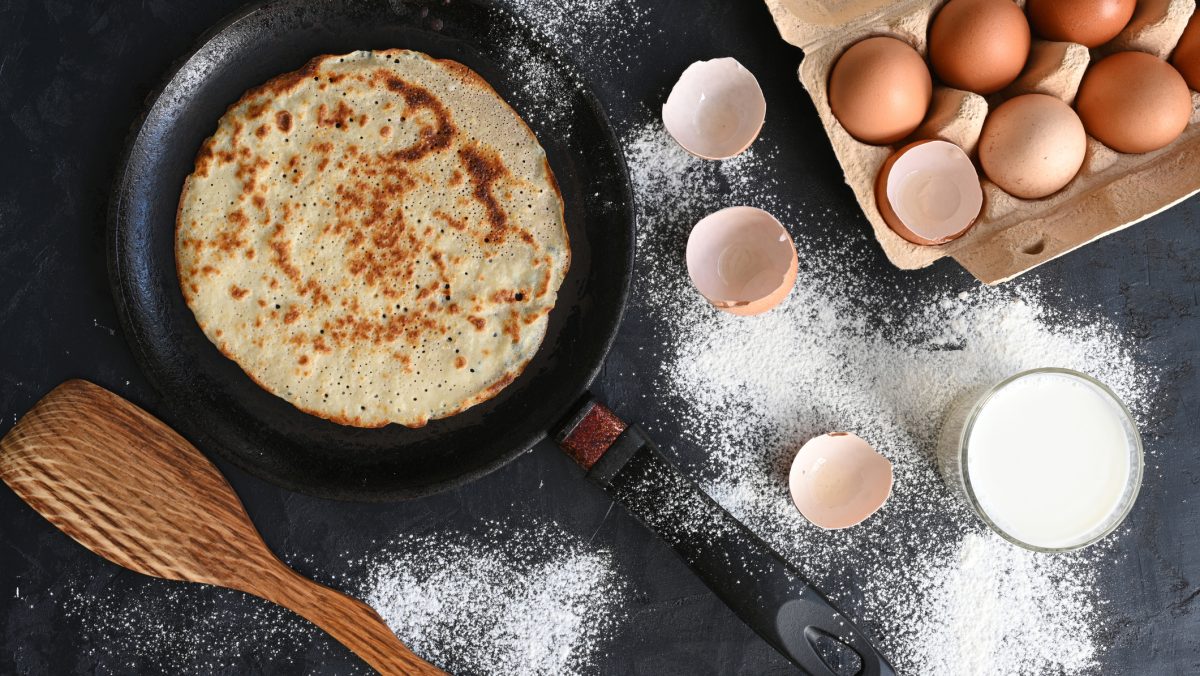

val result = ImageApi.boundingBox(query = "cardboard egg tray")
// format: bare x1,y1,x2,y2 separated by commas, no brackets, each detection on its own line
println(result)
765,0,1200,284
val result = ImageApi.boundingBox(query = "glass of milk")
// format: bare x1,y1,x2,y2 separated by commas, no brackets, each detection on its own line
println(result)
938,368,1144,552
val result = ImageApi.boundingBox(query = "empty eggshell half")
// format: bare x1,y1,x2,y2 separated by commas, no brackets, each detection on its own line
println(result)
789,432,894,530
663,58,767,160
875,139,983,246
686,206,798,316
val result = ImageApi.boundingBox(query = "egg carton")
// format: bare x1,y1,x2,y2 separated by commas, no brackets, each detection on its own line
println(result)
765,0,1200,284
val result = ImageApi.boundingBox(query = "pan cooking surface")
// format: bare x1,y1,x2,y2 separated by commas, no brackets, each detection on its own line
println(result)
109,0,634,501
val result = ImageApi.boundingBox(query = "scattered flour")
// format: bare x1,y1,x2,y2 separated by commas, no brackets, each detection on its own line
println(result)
60,520,626,675
490,0,650,134
60,578,322,672
358,523,626,676
622,116,1156,675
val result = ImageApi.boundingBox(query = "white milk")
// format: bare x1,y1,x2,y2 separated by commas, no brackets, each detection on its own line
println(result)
965,371,1139,550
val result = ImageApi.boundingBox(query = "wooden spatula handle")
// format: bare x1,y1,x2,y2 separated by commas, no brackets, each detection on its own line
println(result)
265,567,442,676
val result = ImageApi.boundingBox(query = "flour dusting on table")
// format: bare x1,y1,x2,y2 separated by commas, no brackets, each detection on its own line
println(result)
492,0,649,133
622,117,1157,675
358,523,626,676
59,520,625,675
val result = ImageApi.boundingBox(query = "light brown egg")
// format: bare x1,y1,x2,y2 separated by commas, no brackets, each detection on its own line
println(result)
1027,0,1136,48
876,140,983,245
1076,51,1192,154
980,94,1087,199
929,0,1031,95
828,36,933,145
1172,11,1200,91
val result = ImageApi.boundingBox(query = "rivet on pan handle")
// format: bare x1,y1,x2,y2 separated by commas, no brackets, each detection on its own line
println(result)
557,399,896,676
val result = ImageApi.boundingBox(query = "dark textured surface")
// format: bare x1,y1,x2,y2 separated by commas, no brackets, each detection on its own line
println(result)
1,0,1198,675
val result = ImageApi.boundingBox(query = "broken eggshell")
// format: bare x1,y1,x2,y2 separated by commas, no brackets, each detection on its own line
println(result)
875,139,983,246
686,206,798,316
663,57,767,160
789,432,894,530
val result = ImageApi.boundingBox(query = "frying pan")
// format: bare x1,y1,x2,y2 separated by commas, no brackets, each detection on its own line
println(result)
108,0,894,673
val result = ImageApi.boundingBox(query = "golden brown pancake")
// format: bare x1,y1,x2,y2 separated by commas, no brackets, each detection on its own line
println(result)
176,50,569,428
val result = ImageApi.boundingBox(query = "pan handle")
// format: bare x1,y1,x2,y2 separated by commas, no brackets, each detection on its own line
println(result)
555,399,895,676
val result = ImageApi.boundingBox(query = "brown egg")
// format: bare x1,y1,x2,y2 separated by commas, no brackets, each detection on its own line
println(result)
1027,0,1136,48
929,0,1031,95
1172,11,1200,91
1076,51,1192,154
980,94,1087,199
828,36,933,145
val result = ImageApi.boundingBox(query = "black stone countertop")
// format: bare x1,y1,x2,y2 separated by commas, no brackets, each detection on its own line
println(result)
1,0,1198,674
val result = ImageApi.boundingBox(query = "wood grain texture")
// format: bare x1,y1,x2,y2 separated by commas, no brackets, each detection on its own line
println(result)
0,380,443,676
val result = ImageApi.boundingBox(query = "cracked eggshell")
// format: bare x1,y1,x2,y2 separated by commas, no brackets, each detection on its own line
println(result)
875,139,983,246
663,57,766,160
685,206,797,316
789,432,894,531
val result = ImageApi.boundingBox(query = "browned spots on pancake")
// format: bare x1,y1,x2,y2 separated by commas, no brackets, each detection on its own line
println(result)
379,125,391,138
467,315,486,331
194,138,217,177
433,209,466,231
254,124,269,139
213,209,249,254
501,309,521,344
449,169,463,186
458,142,511,243
245,248,255,260
455,356,466,369
268,223,330,307
242,56,322,102
536,256,553,297
336,168,424,296
298,355,309,365
275,110,292,132
317,101,355,129
481,371,518,399
284,306,300,324
230,285,249,300
235,157,269,200
270,225,301,282
375,70,457,161
490,289,525,304
314,337,331,353
200,265,218,277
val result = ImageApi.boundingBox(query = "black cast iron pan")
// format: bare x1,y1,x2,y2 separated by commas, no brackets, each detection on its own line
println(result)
108,0,894,673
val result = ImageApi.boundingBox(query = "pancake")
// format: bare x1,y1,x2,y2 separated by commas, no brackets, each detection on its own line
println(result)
176,50,569,428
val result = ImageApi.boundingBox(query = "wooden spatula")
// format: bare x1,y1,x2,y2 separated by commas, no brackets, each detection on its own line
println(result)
0,379,443,675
